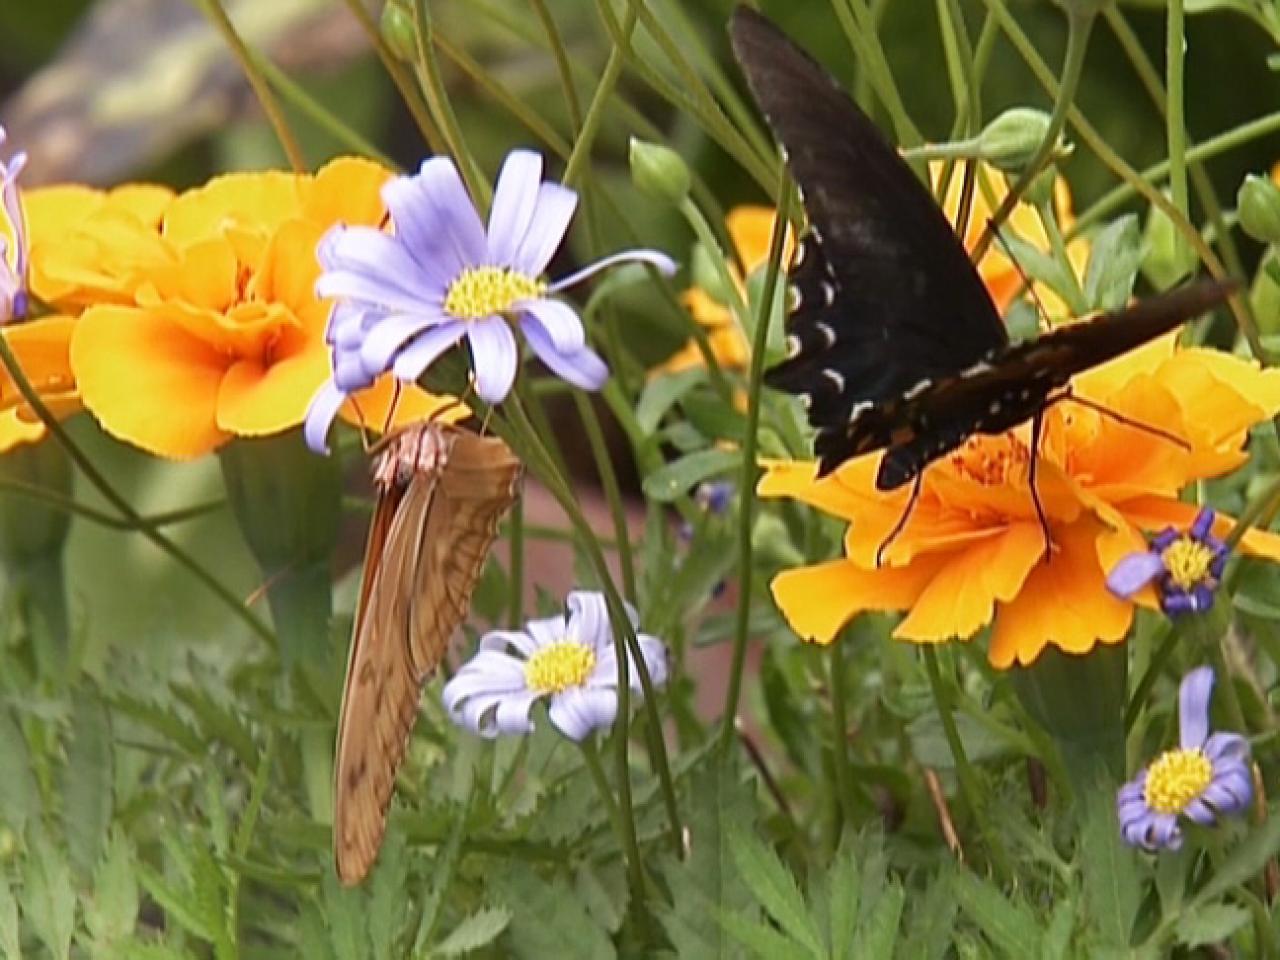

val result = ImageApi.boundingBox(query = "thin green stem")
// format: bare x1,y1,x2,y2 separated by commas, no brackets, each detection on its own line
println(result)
719,190,791,756
339,0,446,153
1124,621,1176,732
973,5,1094,260
563,5,637,188
530,0,583,129
196,0,305,172
833,0,924,149
508,495,524,629
828,634,856,837
573,394,637,603
0,480,222,531
579,737,645,900
1165,0,1190,270
922,647,1012,881
411,0,489,209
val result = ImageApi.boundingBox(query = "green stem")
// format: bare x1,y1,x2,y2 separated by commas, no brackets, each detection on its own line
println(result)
973,4,1094,260
828,634,856,837
411,0,489,209
579,737,646,903
833,0,924,149
922,647,1012,881
0,480,222,530
1165,0,1190,270
1124,621,1176,732
339,0,446,153
508,496,524,628
563,5,637,188
573,393,637,603
197,0,306,172
719,191,791,756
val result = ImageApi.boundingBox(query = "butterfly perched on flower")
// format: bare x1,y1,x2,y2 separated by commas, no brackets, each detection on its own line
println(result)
729,8,1233,502
334,420,522,885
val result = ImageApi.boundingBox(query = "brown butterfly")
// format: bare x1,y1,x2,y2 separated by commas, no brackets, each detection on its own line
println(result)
333,420,523,885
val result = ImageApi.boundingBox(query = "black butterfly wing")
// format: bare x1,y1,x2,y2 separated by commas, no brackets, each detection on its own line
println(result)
869,278,1235,489
729,6,1007,441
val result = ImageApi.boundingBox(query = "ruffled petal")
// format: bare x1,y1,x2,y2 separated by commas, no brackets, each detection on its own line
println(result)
548,687,617,741
771,557,942,644
303,381,346,454
566,591,612,653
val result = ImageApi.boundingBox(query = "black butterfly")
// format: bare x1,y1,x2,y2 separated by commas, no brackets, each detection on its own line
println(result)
729,7,1233,498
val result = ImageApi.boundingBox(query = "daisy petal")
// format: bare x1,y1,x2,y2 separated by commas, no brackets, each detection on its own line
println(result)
566,591,611,652
517,298,586,352
548,687,617,741
360,310,451,373
512,182,578,275
487,150,543,265
466,316,518,402
1179,666,1215,750
522,615,568,650
391,320,468,382
1105,550,1164,599
303,381,347,454
549,249,677,292
521,315,609,390
389,157,485,276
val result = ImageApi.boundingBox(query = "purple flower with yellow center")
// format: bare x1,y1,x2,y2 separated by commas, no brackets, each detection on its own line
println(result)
441,590,667,741
1117,666,1252,851
0,126,28,324
1106,507,1229,616
304,149,676,452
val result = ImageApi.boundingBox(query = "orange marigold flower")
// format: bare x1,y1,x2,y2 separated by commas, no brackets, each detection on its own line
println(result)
760,335,1280,668
68,158,456,460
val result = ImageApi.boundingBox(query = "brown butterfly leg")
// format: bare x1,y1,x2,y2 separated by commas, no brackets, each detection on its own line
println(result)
875,473,924,569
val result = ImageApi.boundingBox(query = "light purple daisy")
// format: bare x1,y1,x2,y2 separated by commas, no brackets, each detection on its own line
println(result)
1117,666,1252,851
304,149,676,452
0,126,29,325
1106,507,1228,617
441,590,668,742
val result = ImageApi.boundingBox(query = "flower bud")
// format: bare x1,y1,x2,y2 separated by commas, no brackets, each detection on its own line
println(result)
1238,173,1280,244
977,108,1058,174
1141,195,1196,289
629,138,691,204
380,1,417,63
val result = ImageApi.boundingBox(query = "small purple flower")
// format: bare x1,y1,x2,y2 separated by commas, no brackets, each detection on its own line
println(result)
1106,507,1228,616
1117,666,1252,851
442,590,668,742
305,150,676,452
0,126,28,325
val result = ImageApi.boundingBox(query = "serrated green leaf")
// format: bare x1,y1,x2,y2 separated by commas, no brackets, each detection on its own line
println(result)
718,909,811,960
24,829,75,960
642,449,740,503
413,799,471,951
1191,810,1280,906
433,906,512,957
0,710,38,834
171,682,258,770
189,844,232,959
1083,215,1142,311
323,869,369,960
854,881,903,959
896,868,957,960
1078,782,1138,948
1173,903,1249,948
953,871,1040,959
84,831,139,947
1040,897,1075,960
106,693,204,756
0,871,20,960
136,862,216,942
827,841,859,960
728,827,824,957
575,863,627,936
368,829,408,960
494,866,614,960
636,369,707,436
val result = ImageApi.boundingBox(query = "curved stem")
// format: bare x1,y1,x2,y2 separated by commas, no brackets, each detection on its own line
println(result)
828,634,856,837
197,0,305,172
564,5,637,188
1165,0,1189,270
580,737,646,904
719,190,791,755
573,393,637,603
973,5,1094,260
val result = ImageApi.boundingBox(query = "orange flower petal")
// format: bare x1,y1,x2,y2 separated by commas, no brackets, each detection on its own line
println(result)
163,170,305,248
304,157,392,227
0,316,77,412
0,410,50,452
989,519,1132,668
217,337,330,438
726,206,793,273
71,305,229,458
771,557,942,644
894,522,1046,642
338,377,467,435
1108,495,1280,564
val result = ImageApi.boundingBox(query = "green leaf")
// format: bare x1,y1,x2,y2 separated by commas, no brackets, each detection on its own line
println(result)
0,710,39,834
853,881,903,959
682,389,747,444
636,369,707,436
0,871,20,960
367,829,408,960
642,449,740,503
1173,903,1249,949
728,827,824,957
322,869,370,960
84,831,139,947
718,909,812,960
136,862,216,943
826,839,859,960
433,906,512,957
61,689,113,879
1078,781,1139,948
494,865,614,960
997,231,1086,316
1083,215,1142,311
896,868,957,960
1190,809,1280,905
952,871,1041,959
171,681,258,769
24,829,75,960
1039,897,1076,960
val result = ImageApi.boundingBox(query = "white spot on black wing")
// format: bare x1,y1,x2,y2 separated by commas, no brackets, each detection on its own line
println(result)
822,368,846,393
785,334,801,358
816,321,836,347
787,285,803,312
820,281,835,306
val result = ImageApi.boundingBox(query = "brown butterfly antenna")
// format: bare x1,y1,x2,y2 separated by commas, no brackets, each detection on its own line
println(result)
380,380,404,435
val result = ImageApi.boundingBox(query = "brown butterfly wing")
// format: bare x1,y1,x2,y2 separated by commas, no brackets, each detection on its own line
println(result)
333,423,522,885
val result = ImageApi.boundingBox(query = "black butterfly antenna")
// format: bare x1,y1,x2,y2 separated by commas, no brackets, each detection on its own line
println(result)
988,218,1054,335
875,474,923,568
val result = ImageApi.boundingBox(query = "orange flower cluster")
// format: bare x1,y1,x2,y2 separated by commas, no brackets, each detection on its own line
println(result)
1,159,454,457
761,337,1280,667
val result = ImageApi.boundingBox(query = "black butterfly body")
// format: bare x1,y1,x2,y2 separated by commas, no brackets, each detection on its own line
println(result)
729,7,1233,489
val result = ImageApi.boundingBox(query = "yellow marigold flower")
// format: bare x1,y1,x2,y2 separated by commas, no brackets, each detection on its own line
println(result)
68,158,455,460
760,335,1280,668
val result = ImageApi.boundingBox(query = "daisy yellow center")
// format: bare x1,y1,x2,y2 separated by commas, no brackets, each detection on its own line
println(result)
444,266,546,320
524,641,596,695
1143,747,1213,814
948,434,1029,486
1161,537,1217,590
